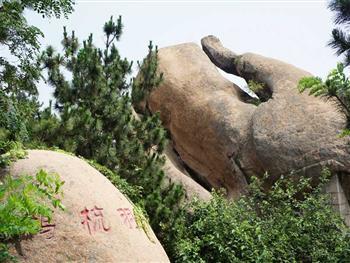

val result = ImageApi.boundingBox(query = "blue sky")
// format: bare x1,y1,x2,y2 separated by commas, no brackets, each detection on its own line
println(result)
25,0,340,105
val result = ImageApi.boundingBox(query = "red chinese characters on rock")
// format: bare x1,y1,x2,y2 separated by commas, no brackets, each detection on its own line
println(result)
117,208,137,229
39,217,56,239
79,206,137,235
80,206,111,235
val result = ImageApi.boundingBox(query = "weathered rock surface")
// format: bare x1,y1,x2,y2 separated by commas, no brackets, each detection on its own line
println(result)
132,107,211,202
145,36,350,199
163,145,212,202
202,36,350,182
8,150,169,263
146,43,255,199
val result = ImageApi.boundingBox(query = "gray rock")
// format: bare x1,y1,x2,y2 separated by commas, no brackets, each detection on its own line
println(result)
201,35,238,75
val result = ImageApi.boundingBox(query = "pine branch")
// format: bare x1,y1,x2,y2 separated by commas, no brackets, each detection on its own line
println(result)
329,28,350,55
328,0,350,25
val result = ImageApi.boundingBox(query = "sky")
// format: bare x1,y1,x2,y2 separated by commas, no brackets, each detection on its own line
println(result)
25,0,340,106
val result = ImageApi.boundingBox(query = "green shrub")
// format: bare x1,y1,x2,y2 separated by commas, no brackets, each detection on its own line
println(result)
173,171,350,262
0,169,64,261
0,141,27,168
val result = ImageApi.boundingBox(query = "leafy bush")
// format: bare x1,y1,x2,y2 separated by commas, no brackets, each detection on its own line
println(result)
172,171,350,262
0,141,27,168
0,169,64,261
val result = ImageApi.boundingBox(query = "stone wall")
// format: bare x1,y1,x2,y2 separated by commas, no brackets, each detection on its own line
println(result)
325,175,350,226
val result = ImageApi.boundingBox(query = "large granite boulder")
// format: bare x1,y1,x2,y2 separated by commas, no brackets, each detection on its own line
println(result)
201,36,350,182
144,37,350,199
146,43,255,199
7,150,169,262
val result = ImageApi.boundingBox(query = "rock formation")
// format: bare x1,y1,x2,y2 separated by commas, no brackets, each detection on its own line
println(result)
163,144,212,202
144,36,350,200
131,107,211,202
8,150,169,262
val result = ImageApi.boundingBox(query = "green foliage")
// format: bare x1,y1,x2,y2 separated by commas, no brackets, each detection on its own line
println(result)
298,76,325,95
0,141,26,168
0,0,74,96
0,169,64,261
0,0,72,165
173,171,350,262
0,90,40,143
298,63,350,127
0,0,74,161
19,0,74,18
0,91,27,142
248,79,265,93
1,0,42,96
298,2,350,136
0,242,15,262
132,41,163,112
247,79,270,103
339,128,350,137
26,101,60,147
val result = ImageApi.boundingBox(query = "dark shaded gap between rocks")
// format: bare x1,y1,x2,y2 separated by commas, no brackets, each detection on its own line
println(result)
171,146,213,192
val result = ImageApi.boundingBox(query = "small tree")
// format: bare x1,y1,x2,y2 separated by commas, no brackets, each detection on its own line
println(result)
132,41,163,113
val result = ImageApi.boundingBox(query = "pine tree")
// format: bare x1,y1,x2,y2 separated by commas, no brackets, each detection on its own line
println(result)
36,16,184,246
132,41,163,113
328,0,350,66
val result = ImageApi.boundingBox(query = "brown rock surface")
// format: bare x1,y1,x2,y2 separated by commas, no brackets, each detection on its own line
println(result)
147,42,255,199
202,36,350,181
145,37,350,199
163,145,212,202
8,150,169,263
132,107,211,202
